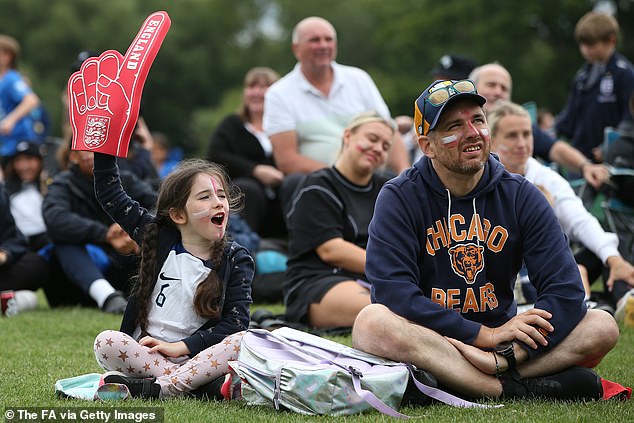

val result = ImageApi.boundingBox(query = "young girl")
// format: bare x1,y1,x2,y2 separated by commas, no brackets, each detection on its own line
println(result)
92,152,254,399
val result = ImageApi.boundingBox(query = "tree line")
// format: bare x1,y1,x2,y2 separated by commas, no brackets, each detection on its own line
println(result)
2,0,632,155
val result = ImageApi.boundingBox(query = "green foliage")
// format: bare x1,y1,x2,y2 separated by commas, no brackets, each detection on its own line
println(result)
1,0,633,156
190,86,243,157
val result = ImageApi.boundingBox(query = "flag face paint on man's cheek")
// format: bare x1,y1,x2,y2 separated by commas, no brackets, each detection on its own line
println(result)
441,134,458,147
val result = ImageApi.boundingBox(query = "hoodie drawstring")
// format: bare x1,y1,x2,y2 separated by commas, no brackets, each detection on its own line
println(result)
446,193,484,265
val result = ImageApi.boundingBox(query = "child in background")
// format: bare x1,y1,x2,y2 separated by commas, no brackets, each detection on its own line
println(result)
555,11,634,163
93,153,253,399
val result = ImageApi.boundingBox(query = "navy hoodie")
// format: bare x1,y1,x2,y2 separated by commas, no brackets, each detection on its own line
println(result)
367,155,586,359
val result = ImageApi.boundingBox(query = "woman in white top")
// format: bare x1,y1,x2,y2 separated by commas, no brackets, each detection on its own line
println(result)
488,100,634,310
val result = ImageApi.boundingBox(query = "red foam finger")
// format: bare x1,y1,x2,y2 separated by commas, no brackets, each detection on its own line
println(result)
67,11,170,157
82,60,98,111
115,11,171,156
68,73,87,115
120,11,171,93
96,52,123,90
68,73,87,152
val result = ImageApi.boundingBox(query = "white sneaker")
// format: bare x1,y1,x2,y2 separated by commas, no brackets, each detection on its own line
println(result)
614,289,634,323
14,290,39,312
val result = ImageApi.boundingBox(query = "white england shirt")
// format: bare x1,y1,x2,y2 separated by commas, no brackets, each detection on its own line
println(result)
134,243,212,342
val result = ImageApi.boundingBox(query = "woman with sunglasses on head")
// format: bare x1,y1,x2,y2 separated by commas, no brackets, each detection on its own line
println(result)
283,111,395,329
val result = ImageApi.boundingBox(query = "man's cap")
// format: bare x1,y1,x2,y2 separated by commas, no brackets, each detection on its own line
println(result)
431,54,478,80
414,80,486,136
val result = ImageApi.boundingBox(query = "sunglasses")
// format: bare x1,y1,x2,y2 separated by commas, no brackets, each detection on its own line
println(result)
426,79,477,106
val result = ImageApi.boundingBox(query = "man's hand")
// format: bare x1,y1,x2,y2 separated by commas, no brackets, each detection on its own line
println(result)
106,223,139,255
68,11,170,157
475,308,553,350
109,234,140,255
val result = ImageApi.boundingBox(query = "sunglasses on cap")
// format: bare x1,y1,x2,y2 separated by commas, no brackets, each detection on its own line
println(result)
415,79,484,136
425,79,477,107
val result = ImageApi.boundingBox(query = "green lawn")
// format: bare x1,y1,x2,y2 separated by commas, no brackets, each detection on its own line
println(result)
1,293,633,422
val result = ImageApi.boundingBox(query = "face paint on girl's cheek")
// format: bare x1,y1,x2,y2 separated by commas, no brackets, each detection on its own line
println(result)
191,209,211,220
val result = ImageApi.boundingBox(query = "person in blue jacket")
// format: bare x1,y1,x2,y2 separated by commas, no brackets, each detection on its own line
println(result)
351,79,619,402
93,154,254,399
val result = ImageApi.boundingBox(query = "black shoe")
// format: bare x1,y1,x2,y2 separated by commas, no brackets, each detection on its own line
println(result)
103,372,161,399
499,366,602,401
401,366,438,406
102,291,127,314
190,374,227,401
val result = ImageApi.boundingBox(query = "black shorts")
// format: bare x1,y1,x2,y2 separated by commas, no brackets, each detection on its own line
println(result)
284,275,352,325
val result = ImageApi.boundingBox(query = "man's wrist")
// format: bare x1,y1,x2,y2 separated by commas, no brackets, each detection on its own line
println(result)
495,341,516,372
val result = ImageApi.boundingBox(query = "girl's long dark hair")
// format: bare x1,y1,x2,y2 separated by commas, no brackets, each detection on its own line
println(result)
133,159,241,332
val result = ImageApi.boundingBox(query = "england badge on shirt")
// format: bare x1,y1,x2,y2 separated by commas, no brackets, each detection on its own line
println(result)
598,73,616,103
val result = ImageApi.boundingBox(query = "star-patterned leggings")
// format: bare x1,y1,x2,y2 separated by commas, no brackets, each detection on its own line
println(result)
93,329,243,398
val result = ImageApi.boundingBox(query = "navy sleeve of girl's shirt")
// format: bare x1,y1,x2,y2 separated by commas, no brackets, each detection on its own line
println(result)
93,153,155,245
182,243,254,356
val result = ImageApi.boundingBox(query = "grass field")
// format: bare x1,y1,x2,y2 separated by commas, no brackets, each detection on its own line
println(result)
1,294,633,423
